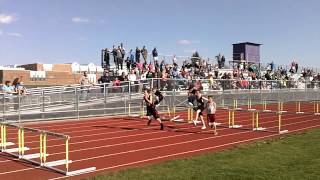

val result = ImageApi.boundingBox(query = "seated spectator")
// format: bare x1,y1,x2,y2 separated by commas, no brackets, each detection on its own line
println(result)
98,70,111,93
2,81,15,95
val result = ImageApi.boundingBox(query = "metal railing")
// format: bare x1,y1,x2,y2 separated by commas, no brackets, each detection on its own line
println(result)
1,78,320,124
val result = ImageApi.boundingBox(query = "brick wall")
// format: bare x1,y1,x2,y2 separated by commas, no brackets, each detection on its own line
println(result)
19,63,43,71
0,69,99,87
52,64,72,72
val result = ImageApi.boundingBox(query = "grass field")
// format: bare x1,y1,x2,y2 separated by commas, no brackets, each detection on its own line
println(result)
86,129,320,180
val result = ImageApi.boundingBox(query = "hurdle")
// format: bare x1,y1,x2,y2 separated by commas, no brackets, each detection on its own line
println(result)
277,101,286,113
233,99,242,110
228,109,242,128
0,122,96,176
278,112,288,134
262,99,271,112
247,98,256,111
252,111,266,131
314,101,320,115
187,107,194,123
296,101,304,114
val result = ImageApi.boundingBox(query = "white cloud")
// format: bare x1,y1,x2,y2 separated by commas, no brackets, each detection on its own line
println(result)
177,39,200,45
183,49,197,54
72,17,90,23
7,32,22,37
0,13,17,24
177,39,192,45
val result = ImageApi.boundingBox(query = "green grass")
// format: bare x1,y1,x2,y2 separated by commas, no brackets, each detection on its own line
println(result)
85,129,320,180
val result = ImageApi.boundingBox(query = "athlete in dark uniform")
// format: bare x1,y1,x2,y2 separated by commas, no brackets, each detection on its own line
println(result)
144,89,164,130
192,90,207,129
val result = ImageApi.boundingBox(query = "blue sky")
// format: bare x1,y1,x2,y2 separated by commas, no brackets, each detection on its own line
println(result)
0,0,320,67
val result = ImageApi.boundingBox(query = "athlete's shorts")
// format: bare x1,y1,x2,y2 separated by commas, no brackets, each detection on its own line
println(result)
207,114,216,123
194,105,205,116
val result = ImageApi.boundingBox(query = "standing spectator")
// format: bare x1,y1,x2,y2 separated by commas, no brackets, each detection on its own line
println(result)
295,62,299,73
135,47,141,63
141,46,148,63
104,48,110,68
112,45,117,68
129,49,135,63
116,46,123,70
172,55,178,67
120,43,126,60
98,70,111,93
79,71,93,100
221,55,225,68
152,47,158,62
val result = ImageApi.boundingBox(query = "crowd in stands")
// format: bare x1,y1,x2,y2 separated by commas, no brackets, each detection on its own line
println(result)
100,43,320,90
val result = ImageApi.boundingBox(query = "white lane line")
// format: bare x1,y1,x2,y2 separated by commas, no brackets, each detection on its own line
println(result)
5,109,264,136
48,124,320,180
1,113,319,175
11,112,317,151
1,111,316,165
5,111,261,141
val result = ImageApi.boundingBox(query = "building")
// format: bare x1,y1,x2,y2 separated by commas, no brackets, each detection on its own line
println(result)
0,62,103,87
232,42,262,63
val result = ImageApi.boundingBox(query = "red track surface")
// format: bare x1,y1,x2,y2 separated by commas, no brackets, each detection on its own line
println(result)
0,102,320,180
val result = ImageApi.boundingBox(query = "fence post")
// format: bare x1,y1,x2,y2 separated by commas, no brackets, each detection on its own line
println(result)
41,90,45,120
2,94,5,122
128,81,131,102
103,83,107,116
75,88,79,120
18,93,21,125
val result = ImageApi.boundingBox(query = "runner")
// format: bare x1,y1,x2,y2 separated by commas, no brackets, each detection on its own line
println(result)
192,90,207,129
144,88,164,130
206,96,218,135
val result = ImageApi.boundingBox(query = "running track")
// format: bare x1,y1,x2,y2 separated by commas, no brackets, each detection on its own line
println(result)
0,102,319,180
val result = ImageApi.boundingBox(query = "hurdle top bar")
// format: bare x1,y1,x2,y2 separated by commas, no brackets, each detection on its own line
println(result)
1,123,69,140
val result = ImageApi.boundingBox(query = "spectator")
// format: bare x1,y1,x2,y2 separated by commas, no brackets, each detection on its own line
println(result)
118,72,127,81
120,43,126,60
135,47,141,63
79,72,93,100
125,57,131,71
221,55,225,68
141,46,148,63
117,46,123,70
104,48,110,68
129,49,135,63
112,45,117,68
152,47,158,61
98,70,111,93
112,77,121,93
128,70,137,92
2,80,14,95
2,80,14,111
